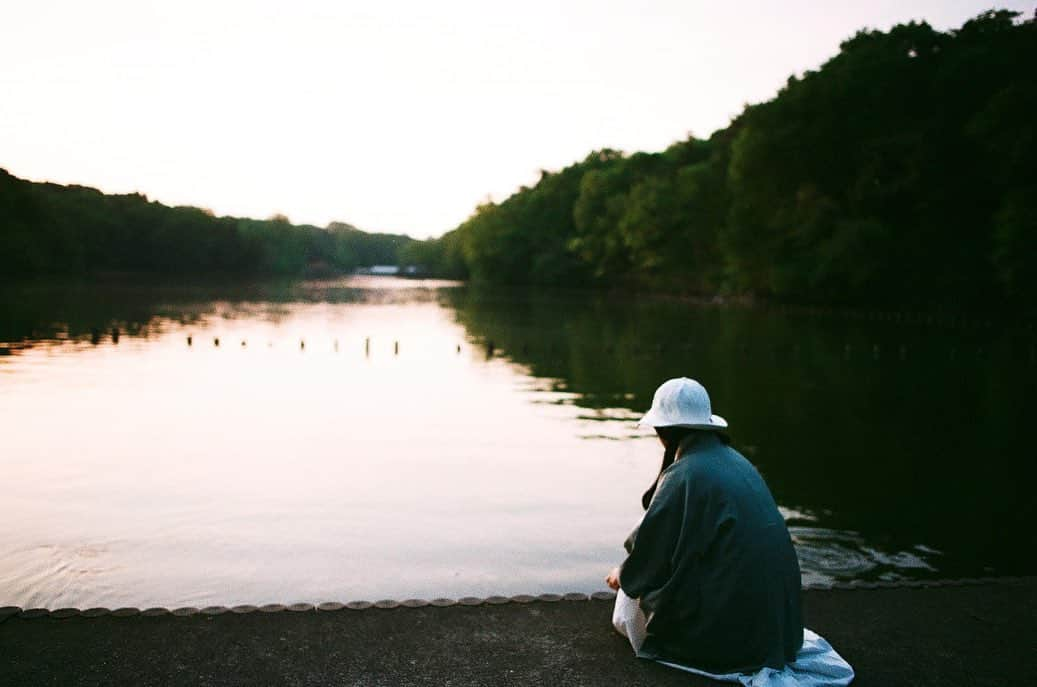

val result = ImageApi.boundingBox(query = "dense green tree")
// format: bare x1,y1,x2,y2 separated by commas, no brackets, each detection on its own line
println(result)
0,169,413,280
5,11,1034,307
409,10,1035,308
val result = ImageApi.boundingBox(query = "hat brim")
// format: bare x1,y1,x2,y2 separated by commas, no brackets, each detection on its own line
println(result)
637,411,728,431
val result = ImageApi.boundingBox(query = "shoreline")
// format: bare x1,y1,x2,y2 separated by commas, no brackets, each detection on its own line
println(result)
2,577,1034,686
4,275,1035,324
2,575,1030,619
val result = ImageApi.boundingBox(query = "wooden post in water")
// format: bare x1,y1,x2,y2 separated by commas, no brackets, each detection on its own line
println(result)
187,335,192,346
214,337,220,347
394,340,399,356
365,337,370,357
111,328,120,344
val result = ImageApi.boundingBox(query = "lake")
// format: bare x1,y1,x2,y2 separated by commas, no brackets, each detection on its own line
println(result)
1,277,1033,609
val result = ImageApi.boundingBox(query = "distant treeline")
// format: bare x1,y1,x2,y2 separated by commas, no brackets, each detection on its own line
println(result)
405,11,1036,307
0,170,412,279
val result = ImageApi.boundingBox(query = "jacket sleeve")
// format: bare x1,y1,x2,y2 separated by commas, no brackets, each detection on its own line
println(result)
618,471,685,600
623,523,639,554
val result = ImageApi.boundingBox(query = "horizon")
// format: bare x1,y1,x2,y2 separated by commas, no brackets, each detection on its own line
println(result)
2,1,1032,240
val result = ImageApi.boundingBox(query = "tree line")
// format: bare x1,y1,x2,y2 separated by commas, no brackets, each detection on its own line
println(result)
0,170,411,279
405,11,1036,307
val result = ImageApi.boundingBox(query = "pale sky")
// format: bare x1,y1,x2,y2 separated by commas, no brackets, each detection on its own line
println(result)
2,1,1032,238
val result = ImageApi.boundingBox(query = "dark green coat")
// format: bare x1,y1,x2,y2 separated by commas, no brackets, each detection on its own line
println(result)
619,433,803,674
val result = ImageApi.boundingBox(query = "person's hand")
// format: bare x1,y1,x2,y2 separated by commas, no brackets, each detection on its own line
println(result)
605,566,621,591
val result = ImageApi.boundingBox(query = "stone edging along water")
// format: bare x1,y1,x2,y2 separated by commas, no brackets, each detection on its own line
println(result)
3,577,1033,621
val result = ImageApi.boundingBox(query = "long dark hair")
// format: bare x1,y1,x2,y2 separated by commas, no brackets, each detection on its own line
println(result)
641,426,692,509
640,427,731,510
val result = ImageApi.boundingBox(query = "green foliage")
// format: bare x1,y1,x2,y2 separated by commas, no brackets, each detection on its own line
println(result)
0,171,412,279
418,10,1035,307
399,228,467,279
991,187,1037,298
417,159,604,287
5,10,1034,307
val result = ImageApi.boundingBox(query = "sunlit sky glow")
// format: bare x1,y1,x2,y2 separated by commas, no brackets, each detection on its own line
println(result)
2,1,1031,238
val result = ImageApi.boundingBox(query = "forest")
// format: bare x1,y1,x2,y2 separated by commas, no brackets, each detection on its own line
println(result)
404,11,1036,307
3,11,1034,306
0,169,411,279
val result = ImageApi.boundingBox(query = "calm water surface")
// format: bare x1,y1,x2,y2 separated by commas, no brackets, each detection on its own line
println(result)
1,278,1033,608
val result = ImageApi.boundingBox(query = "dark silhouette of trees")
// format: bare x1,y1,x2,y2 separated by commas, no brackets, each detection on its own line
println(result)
5,11,1033,306
410,10,1036,307
0,170,412,279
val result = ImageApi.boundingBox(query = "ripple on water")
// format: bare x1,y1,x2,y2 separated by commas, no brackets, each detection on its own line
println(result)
3,542,124,608
790,527,940,586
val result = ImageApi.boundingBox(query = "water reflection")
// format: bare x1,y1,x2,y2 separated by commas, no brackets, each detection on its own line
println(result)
791,528,938,584
0,279,1032,608
444,287,1036,581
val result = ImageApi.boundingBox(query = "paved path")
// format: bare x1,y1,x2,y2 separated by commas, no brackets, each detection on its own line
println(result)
2,579,1034,686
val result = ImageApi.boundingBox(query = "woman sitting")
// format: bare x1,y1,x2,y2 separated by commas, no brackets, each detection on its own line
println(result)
607,377,853,685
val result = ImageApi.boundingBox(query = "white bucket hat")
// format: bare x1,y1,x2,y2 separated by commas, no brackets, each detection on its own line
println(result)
638,377,728,430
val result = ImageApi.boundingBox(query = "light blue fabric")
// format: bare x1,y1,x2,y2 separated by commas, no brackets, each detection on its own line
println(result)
613,590,854,685
656,628,855,686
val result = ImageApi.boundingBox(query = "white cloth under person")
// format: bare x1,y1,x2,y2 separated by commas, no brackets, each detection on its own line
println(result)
612,590,855,686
